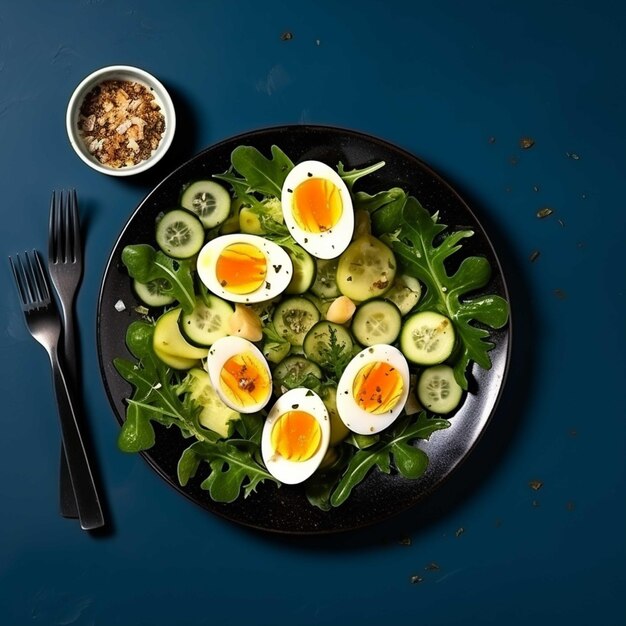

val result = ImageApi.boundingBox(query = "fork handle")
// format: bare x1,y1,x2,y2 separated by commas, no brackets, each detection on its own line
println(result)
49,346,104,530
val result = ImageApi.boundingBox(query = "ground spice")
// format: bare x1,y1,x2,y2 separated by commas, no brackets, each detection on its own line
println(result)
78,79,165,169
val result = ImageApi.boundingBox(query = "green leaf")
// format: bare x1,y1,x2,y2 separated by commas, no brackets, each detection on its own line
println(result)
353,187,406,214
230,145,294,197
117,402,156,452
390,197,510,388
121,244,196,314
337,160,386,191
330,412,450,506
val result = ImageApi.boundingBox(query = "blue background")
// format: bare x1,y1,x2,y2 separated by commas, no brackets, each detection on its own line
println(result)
1,0,625,624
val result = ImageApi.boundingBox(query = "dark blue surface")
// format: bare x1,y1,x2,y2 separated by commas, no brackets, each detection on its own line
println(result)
1,1,624,624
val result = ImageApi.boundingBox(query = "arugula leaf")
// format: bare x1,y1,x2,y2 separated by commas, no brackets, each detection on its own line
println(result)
337,160,386,191
177,440,278,502
230,145,294,197
317,326,354,383
389,197,510,388
121,244,196,314
330,412,450,506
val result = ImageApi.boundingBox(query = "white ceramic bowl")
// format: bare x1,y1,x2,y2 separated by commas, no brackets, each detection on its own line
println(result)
66,65,176,176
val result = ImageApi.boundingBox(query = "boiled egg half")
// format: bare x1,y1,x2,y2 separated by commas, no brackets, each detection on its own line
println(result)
197,234,293,304
281,160,354,259
261,387,331,484
336,344,410,435
206,336,272,413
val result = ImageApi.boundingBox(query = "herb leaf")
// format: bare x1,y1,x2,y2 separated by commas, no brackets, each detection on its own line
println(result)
337,160,386,191
388,197,510,388
121,244,196,314
230,145,294,197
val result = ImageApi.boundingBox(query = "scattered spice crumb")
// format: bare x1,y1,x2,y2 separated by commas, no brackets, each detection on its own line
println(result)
566,501,576,512
533,185,540,192
425,562,440,571
569,428,578,437
280,31,293,41
78,80,165,169
509,155,518,165
410,575,424,584
316,39,321,46
558,218,566,227
114,299,126,312
529,480,543,491
519,137,535,149
536,207,553,219
398,537,412,546
566,151,581,160
532,500,540,507
529,250,541,263
576,241,586,249
133,305,150,316
554,288,567,300
455,527,464,538
488,136,496,144
581,193,587,199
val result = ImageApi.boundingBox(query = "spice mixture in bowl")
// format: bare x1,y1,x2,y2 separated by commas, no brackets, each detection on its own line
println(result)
66,65,175,176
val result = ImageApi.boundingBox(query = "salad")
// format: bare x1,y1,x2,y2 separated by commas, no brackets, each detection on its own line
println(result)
113,144,509,511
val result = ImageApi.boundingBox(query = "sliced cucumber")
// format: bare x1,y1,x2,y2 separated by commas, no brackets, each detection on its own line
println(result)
320,385,350,446
311,257,340,299
133,278,175,307
180,180,231,229
417,365,463,414
284,244,316,294
303,321,353,366
273,355,323,389
263,340,291,364
183,368,240,437
155,209,205,259
272,297,320,346
351,299,402,346
153,308,208,361
336,235,396,301
178,295,233,347
384,275,422,315
400,311,455,365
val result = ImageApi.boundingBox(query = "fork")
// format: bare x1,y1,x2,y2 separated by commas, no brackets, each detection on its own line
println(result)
9,251,104,530
49,190,82,519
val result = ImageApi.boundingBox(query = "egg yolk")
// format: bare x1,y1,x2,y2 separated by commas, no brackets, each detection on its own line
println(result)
219,352,270,408
292,177,343,233
352,361,404,415
215,242,267,294
271,410,321,462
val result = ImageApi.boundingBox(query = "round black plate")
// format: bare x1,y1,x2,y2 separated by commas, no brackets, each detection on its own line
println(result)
97,125,511,534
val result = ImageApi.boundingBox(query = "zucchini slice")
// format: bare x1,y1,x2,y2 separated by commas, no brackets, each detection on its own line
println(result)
179,295,233,347
400,311,455,365
311,257,340,299
417,365,463,414
284,244,316,295
153,308,208,360
180,180,231,229
155,209,205,259
272,297,320,346
351,299,402,346
303,321,353,366
273,355,323,389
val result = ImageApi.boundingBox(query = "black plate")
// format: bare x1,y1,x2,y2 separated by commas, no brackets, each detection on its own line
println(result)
97,125,511,534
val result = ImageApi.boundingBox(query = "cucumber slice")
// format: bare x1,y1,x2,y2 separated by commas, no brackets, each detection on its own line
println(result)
133,278,175,307
336,235,396,301
284,245,316,294
272,297,320,346
351,299,402,346
311,257,340,299
179,295,233,347
180,180,231,228
384,275,422,315
273,355,323,389
303,321,353,366
153,308,208,360
155,209,205,259
183,368,240,437
417,365,463,414
263,340,291,364
400,311,455,365
320,385,350,446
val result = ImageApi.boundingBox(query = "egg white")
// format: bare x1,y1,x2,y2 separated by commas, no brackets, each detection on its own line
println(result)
336,344,410,435
196,234,293,304
205,336,272,413
261,387,330,484
281,160,354,260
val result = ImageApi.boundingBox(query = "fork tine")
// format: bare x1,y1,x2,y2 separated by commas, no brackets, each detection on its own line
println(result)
9,255,27,307
30,250,51,303
19,253,38,306
69,189,80,263
49,191,57,264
